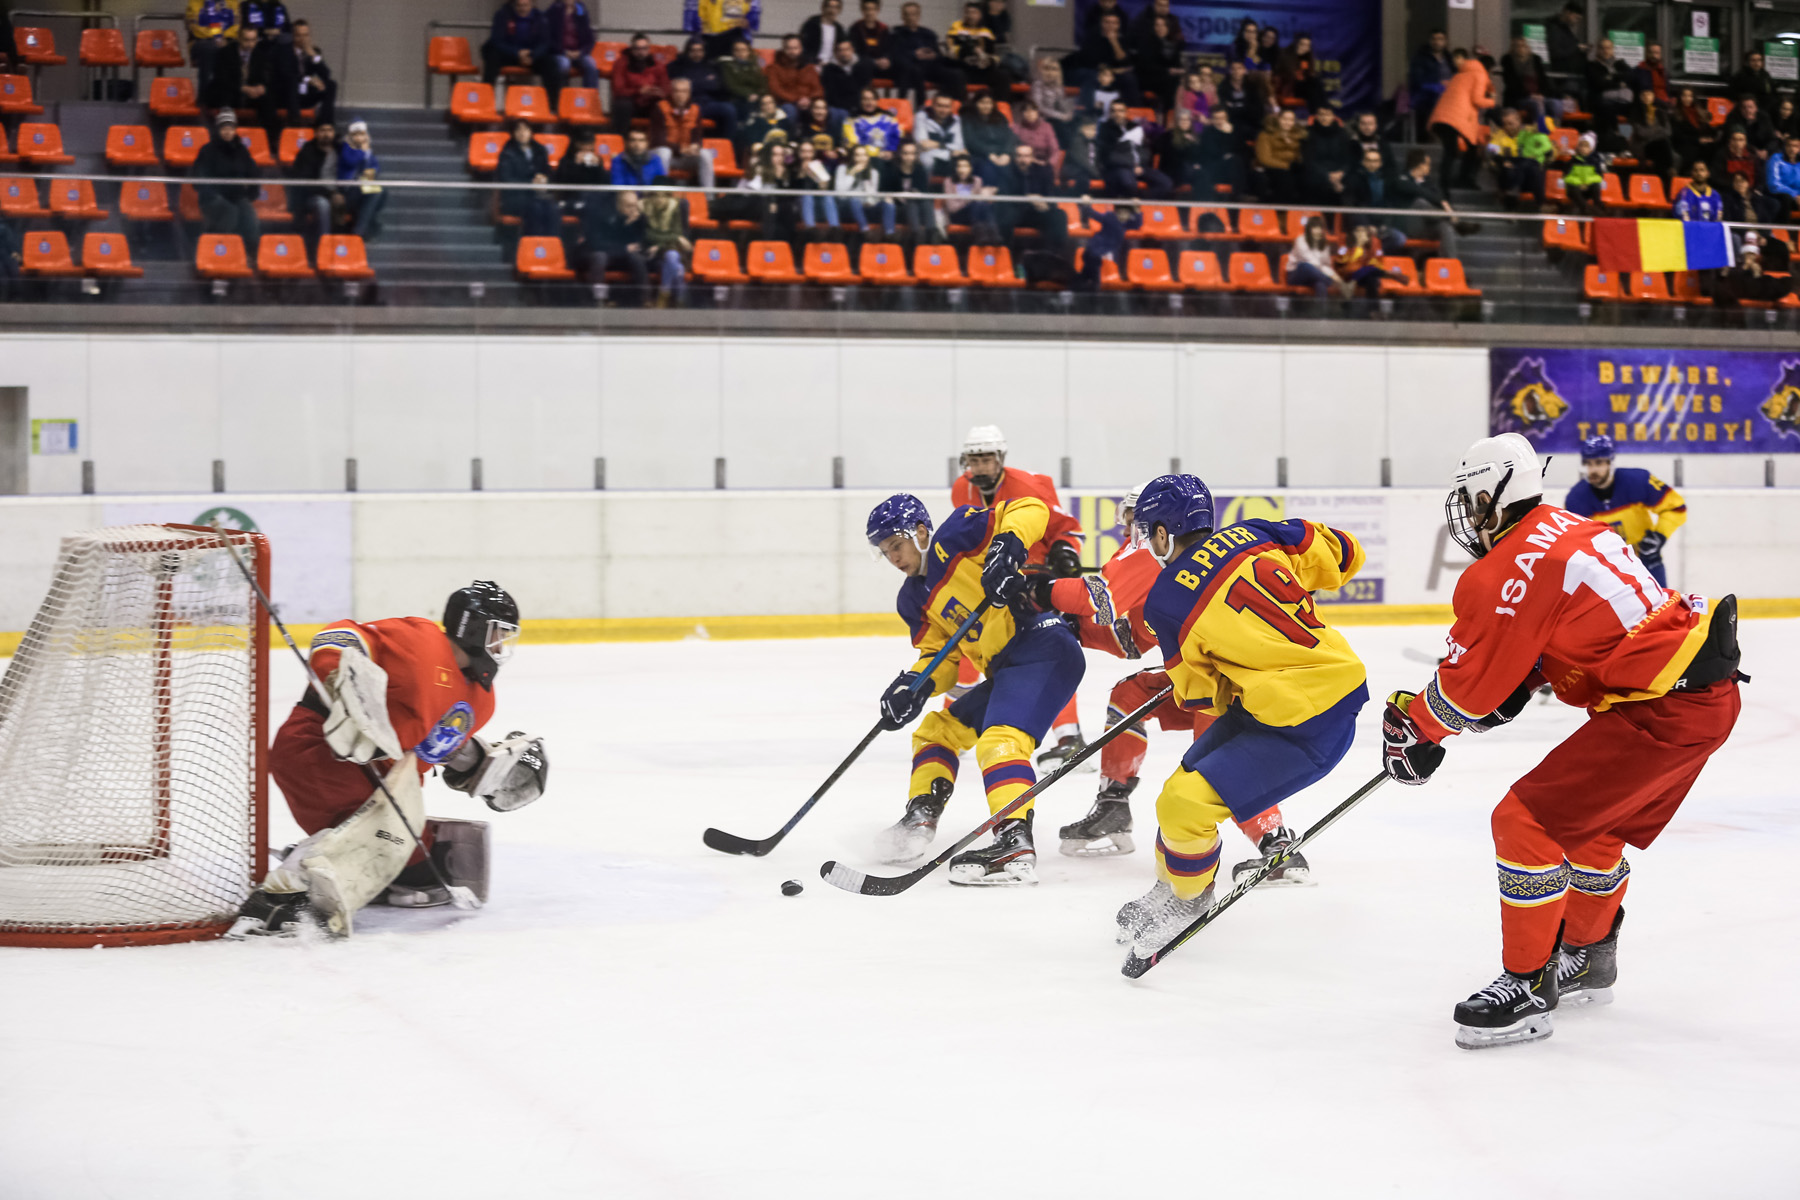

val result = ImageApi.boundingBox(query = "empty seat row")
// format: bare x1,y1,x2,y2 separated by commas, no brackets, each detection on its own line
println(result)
9,26,184,69
1582,264,1797,307
4,177,293,225
16,230,142,277
193,233,374,281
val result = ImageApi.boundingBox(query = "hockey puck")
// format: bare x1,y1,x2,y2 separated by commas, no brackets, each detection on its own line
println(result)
781,880,804,897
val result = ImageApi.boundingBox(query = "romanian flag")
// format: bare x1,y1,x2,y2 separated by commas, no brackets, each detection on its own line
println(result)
1593,218,1735,272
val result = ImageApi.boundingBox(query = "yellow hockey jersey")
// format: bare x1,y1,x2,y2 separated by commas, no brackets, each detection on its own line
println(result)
1563,467,1687,547
897,498,1048,694
1142,518,1368,727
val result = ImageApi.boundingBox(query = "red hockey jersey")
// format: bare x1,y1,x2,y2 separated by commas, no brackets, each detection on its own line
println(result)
1414,504,1716,742
308,617,496,766
1049,537,1161,656
951,466,1083,565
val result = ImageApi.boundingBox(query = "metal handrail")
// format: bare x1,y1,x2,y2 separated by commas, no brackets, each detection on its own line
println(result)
7,9,117,28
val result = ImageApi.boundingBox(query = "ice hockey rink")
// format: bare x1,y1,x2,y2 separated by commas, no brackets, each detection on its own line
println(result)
2,621,1795,1199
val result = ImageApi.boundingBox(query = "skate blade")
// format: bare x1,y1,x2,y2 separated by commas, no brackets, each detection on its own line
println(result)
1454,1011,1555,1049
223,915,297,940
874,830,931,865
1561,986,1613,1008
1059,832,1135,857
382,887,452,909
948,858,1039,886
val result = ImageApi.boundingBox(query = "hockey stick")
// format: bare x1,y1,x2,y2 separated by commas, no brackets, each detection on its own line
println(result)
702,599,995,857
211,524,482,911
820,684,1175,896
1120,770,1387,978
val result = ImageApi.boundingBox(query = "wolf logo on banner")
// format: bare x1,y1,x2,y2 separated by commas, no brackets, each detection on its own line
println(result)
1491,356,1571,436
1760,360,1800,440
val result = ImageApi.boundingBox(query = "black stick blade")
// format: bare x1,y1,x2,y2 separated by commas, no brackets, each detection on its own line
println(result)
1121,949,1156,978
703,827,775,856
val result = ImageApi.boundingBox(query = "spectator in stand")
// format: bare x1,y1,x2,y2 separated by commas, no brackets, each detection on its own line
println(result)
1029,58,1078,146
286,118,339,243
993,142,1068,250
1714,232,1791,305
939,152,999,241
639,189,691,306
1099,98,1171,198
740,93,793,158
610,35,670,137
1082,63,1124,120
718,38,766,119
1173,66,1216,121
1726,96,1778,156
914,92,964,176
1775,96,1800,142
554,126,607,201
1059,112,1101,192
792,137,839,233
577,188,648,295
611,127,668,188
845,88,903,157
1196,106,1245,196
238,1,289,40
686,0,757,57
1670,86,1718,172
1626,88,1673,180
1428,48,1494,189
800,0,848,64
0,215,19,299
1011,100,1058,163
1672,159,1722,221
1501,35,1555,123
1633,40,1668,104
186,0,240,101
1485,107,1551,210
1132,14,1186,112
1075,12,1138,102
1545,3,1587,94
1715,129,1760,190
1300,103,1356,204
848,0,901,84
653,77,718,191
1585,38,1634,130
1562,130,1605,213
1347,146,1407,254
0,4,15,72
797,96,844,148
1722,167,1783,227
1349,109,1395,174
822,39,873,113
1393,146,1475,259
1766,133,1800,210
1275,33,1326,113
669,37,739,138
947,2,1012,94
544,0,598,92
892,2,964,103
731,143,796,239
208,26,291,140
1336,223,1404,297
192,111,262,248
984,0,1014,50
1729,52,1776,109
1074,195,1137,289
834,143,895,235
1157,106,1205,192
483,0,561,108
289,19,336,127
497,119,558,237
768,34,824,118
1253,108,1305,201
1227,17,1261,70
1408,29,1452,138
1256,26,1281,72
1285,216,1346,298
964,92,1017,184
880,141,936,240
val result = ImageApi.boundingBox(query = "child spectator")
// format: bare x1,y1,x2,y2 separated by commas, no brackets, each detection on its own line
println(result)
834,143,895,236
844,88,903,157
497,119,558,237
963,91,1018,184
1336,223,1404,297
610,35,670,135
545,0,599,91
336,120,387,240
1173,66,1215,121
718,38,767,115
768,35,825,119
1672,160,1722,221
1285,216,1345,297
611,127,668,187
1485,107,1551,210
640,190,691,306
483,0,562,108
192,111,262,248
1074,195,1138,288
1562,131,1606,214
939,153,999,241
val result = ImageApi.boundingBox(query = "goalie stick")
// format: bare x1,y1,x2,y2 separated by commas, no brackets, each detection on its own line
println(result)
703,600,993,857
212,523,482,912
1120,771,1386,978
820,683,1175,896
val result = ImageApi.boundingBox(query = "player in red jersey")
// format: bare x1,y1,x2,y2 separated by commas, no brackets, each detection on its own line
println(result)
950,424,1103,770
1381,434,1743,1049
1048,483,1308,882
231,583,549,938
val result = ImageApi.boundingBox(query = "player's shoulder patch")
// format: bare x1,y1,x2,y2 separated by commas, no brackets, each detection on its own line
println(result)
309,626,368,655
416,701,476,765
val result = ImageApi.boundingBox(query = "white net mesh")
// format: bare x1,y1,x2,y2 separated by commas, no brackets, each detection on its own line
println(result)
0,525,266,944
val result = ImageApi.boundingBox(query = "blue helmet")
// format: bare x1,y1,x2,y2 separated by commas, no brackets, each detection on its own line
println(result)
1580,434,1616,462
1133,474,1215,558
866,493,933,548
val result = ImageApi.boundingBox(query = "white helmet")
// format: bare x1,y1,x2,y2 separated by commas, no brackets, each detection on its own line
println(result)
1121,478,1155,547
960,424,1008,464
1447,433,1546,558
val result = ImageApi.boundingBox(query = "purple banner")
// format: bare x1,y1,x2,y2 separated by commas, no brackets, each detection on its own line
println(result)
1489,347,1800,455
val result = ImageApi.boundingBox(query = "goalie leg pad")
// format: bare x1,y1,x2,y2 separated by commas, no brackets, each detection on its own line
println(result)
429,817,492,903
266,755,425,937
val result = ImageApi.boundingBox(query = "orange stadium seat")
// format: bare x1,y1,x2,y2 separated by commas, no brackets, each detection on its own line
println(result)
164,125,208,168
318,235,376,280
0,126,13,166
1706,96,1733,125
257,234,314,278
858,242,912,284
516,236,577,281
1227,250,1283,290
14,28,67,67
80,28,130,68
539,133,569,167
803,243,860,283
179,182,201,222
913,245,969,285
196,233,254,279
504,86,554,124
559,88,604,126
703,138,742,181
428,36,477,78
1125,247,1181,291
1424,258,1481,297
254,184,292,225
1623,271,1673,303
468,131,508,172
1177,249,1228,290
148,76,201,119
693,239,748,283
1283,208,1325,239
597,133,624,159
968,245,1024,287
875,96,914,130
82,232,143,277
594,42,627,73
1544,169,1566,204
1073,248,1127,290
746,240,805,283
1671,271,1712,306
135,29,185,70
49,179,109,220
1133,204,1185,240
22,230,81,276
1542,216,1587,254
1626,174,1668,211
279,126,313,166
1583,265,1621,301
106,124,160,167
1547,126,1579,157
1599,173,1630,209
0,176,48,217
1379,257,1425,295
451,82,500,124
120,180,173,221
1237,208,1286,243
684,190,717,231
239,127,276,168
1061,201,1100,238
0,73,43,116
1190,206,1235,241
17,123,74,166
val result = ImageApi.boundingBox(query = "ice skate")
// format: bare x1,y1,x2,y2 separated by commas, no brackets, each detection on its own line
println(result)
225,888,324,940
1121,880,1215,955
379,858,452,908
1453,961,1558,1049
1059,778,1137,856
1034,731,1094,774
1230,825,1312,887
947,812,1037,886
875,779,951,864
1557,907,1623,1007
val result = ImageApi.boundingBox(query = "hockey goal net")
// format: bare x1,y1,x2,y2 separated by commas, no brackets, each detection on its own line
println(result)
0,525,268,947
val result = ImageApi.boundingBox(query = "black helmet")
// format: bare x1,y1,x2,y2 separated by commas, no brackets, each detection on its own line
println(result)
443,581,519,691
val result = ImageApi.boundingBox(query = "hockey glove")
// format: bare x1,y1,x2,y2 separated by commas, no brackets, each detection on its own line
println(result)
442,732,549,811
1471,682,1534,733
981,531,1029,605
1380,691,1446,786
1635,531,1667,565
1048,542,1083,578
879,671,931,731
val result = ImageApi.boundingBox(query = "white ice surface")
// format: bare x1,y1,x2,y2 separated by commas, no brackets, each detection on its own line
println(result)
2,622,1797,1199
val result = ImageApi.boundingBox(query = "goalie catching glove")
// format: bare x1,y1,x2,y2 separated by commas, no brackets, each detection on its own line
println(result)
444,731,549,812
321,650,403,764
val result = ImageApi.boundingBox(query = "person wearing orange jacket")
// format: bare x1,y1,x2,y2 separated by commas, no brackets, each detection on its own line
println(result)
1428,47,1495,188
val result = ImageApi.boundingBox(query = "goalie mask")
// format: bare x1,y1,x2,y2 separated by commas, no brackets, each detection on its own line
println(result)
959,424,1008,494
1446,433,1547,560
444,581,519,691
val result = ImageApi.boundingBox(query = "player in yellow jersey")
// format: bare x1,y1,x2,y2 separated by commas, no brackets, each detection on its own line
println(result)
866,492,1086,885
1114,475,1371,953
1562,434,1687,587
